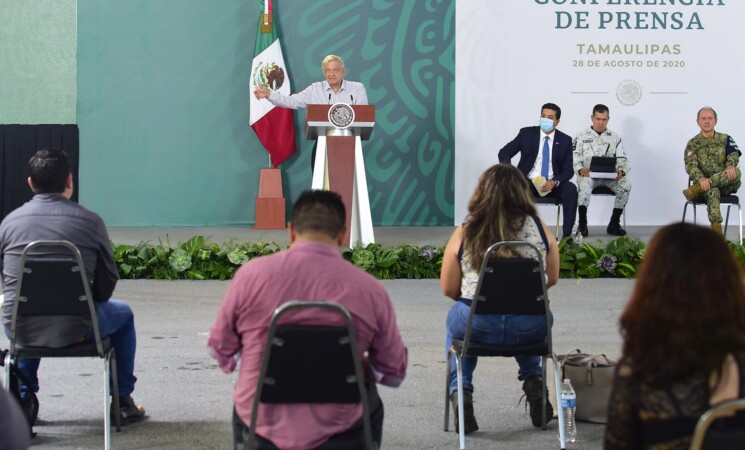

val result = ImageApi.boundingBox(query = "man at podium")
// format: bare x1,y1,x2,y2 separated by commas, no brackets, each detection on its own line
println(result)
253,54,368,170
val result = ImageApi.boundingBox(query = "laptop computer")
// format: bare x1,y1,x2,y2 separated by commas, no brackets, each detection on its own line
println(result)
589,156,617,179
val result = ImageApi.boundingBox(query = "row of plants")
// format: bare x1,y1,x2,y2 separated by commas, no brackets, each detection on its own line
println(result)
111,235,663,281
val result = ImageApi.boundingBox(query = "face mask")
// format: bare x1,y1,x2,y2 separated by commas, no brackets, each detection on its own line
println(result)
539,117,554,133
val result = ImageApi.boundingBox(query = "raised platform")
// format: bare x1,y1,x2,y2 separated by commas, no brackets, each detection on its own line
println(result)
107,225,667,247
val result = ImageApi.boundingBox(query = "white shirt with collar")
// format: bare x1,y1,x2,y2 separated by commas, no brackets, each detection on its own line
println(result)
528,130,555,181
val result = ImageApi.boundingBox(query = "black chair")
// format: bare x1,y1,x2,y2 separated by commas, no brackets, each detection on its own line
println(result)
682,180,742,242
246,301,376,450
2,240,121,449
690,398,745,450
443,241,566,450
591,186,626,229
533,195,562,237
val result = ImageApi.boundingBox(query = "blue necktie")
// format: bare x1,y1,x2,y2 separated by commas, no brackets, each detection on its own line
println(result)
541,136,550,178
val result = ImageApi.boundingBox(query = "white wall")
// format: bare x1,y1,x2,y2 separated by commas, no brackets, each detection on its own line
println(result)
455,0,744,226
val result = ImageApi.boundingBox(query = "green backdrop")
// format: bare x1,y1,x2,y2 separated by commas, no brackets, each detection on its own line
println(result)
0,0,76,124
80,0,454,225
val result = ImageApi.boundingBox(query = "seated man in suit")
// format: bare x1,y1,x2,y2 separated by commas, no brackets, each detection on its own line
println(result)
209,190,407,450
499,103,579,241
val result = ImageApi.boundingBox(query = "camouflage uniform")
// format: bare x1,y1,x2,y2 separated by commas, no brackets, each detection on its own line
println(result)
684,132,741,223
572,127,631,209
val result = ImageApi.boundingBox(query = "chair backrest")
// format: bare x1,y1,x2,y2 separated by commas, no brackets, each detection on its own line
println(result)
248,301,374,449
461,241,551,353
9,240,103,354
690,399,745,450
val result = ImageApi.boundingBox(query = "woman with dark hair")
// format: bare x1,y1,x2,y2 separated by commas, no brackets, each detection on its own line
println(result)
441,163,560,433
605,223,745,449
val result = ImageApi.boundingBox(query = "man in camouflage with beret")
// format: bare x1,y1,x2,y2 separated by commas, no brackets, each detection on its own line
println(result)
683,106,741,236
573,104,631,237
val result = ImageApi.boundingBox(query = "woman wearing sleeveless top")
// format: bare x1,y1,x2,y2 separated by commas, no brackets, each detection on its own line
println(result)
441,164,560,433
605,223,745,449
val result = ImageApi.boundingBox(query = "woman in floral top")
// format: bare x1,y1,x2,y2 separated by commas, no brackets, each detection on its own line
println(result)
441,164,560,433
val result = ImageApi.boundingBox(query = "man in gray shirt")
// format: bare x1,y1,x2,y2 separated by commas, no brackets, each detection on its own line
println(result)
0,148,145,425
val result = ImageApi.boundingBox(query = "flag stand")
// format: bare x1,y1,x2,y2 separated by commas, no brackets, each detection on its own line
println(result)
255,167,285,229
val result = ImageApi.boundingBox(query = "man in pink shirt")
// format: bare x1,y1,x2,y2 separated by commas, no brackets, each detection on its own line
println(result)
208,190,408,450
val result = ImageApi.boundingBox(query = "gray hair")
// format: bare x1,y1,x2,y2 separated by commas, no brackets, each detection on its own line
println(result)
321,54,345,71
697,106,718,120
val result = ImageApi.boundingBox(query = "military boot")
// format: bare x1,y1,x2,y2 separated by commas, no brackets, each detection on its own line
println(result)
607,208,627,236
683,183,705,201
712,222,723,236
577,206,588,237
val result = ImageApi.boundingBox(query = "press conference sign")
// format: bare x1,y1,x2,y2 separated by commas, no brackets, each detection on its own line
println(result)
534,0,724,30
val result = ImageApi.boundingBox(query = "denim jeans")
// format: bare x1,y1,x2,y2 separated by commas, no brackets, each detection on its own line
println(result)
446,301,551,393
16,299,138,397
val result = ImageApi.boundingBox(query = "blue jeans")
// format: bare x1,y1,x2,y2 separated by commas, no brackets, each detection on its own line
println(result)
16,299,138,397
446,301,551,393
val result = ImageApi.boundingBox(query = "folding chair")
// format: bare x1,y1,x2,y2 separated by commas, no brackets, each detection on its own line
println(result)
533,196,562,237
591,186,626,229
690,398,745,450
2,240,121,449
682,180,743,242
247,301,376,450
443,241,566,450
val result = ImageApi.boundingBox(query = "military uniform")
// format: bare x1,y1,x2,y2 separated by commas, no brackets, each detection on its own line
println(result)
572,127,632,209
684,132,741,223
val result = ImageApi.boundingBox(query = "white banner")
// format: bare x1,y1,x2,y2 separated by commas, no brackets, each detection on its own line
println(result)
455,0,744,226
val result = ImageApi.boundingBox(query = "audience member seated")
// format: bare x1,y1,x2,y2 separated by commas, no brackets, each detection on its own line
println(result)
208,190,408,450
605,223,745,450
440,164,560,433
0,148,145,424
683,106,741,236
498,102,578,241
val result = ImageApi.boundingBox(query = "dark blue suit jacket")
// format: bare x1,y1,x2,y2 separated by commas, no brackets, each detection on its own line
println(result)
498,126,574,183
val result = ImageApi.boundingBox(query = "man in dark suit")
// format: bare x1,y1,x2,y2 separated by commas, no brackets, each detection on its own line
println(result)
498,103,578,240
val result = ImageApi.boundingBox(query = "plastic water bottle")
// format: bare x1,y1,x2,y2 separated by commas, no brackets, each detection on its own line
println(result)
560,378,577,443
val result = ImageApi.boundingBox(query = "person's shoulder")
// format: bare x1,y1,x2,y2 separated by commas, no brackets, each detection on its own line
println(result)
604,127,620,137
516,126,538,137
555,128,572,142
64,200,107,226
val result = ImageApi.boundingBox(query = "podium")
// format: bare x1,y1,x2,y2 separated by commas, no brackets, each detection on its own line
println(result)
306,104,375,247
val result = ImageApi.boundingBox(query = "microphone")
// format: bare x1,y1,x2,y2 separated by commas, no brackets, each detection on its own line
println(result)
328,93,331,104
350,95,354,104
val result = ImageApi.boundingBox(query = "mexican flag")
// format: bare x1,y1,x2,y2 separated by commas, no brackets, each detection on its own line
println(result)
249,0,296,168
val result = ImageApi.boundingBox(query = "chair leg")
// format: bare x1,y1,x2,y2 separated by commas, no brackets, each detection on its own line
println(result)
541,356,547,430
738,203,743,244
550,354,567,450
455,355,466,450
3,352,11,393
724,204,731,239
555,206,561,237
110,350,121,431
104,353,111,450
444,350,452,432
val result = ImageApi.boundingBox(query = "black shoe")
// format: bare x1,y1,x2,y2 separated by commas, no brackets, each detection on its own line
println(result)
522,376,553,428
577,225,588,238
606,222,627,236
562,236,574,247
450,390,479,433
112,396,146,425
